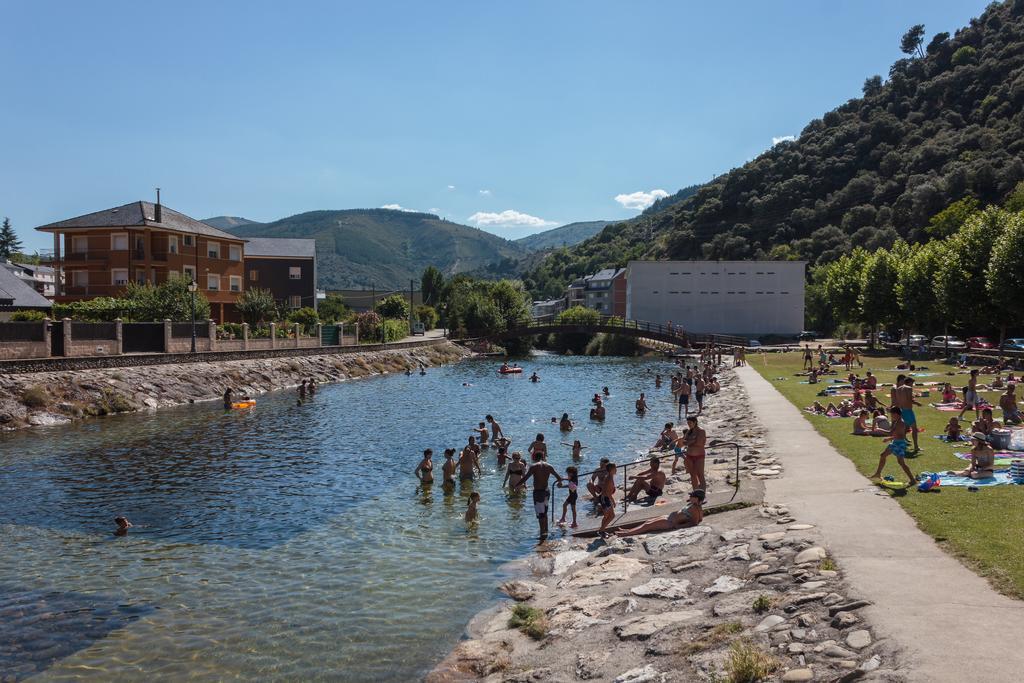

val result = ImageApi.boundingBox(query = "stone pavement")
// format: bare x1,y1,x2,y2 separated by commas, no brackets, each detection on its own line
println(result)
736,365,1024,683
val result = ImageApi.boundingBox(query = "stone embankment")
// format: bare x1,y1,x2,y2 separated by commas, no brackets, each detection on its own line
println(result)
0,341,470,431
429,367,903,683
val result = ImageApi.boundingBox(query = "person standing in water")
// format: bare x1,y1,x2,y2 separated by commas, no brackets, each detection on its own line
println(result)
473,421,489,447
465,492,480,523
441,449,458,489
223,388,234,409
559,414,573,431
414,449,434,485
457,439,481,481
486,415,504,442
496,445,510,469
528,433,548,458
516,451,563,538
635,393,649,414
503,451,528,489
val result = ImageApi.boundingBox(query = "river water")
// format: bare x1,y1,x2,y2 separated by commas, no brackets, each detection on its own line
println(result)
0,353,684,681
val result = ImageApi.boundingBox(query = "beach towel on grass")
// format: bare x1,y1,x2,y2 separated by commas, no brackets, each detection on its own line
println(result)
804,409,847,418
954,452,1024,466
933,434,970,443
919,471,1016,487
930,401,992,412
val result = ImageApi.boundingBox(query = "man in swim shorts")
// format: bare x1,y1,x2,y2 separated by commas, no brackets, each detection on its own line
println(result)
870,406,916,485
625,457,667,502
1000,384,1022,425
457,438,481,481
441,449,458,488
516,451,563,538
892,376,922,453
598,462,618,537
486,414,504,441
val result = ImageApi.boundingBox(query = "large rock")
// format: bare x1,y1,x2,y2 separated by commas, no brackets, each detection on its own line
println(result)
560,555,646,589
499,580,547,601
846,629,872,650
613,665,667,683
754,615,786,632
552,550,591,575
631,578,691,600
781,669,814,682
794,547,826,564
614,610,703,640
642,525,711,555
758,531,786,542
703,575,745,595
712,591,765,617
425,638,512,681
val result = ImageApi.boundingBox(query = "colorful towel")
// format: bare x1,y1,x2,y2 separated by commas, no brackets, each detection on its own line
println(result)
804,409,848,418
933,434,970,443
953,452,1024,467
931,402,964,412
919,471,1016,487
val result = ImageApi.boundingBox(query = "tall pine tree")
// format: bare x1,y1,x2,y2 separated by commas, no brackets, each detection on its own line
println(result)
0,217,24,260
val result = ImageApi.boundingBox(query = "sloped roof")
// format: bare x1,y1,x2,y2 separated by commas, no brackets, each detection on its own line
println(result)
0,264,52,308
36,201,241,241
243,237,316,258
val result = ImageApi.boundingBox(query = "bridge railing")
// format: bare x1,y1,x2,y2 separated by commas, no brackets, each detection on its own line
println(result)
474,315,750,348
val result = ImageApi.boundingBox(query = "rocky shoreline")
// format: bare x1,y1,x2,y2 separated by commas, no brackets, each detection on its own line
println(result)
428,366,903,683
0,341,471,432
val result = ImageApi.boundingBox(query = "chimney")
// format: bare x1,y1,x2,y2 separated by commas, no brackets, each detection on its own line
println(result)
154,187,162,222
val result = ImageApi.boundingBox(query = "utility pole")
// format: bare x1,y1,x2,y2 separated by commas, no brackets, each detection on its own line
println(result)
409,278,415,334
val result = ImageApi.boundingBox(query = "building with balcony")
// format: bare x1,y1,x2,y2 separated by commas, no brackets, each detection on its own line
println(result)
36,201,247,322
583,268,626,317
242,238,318,312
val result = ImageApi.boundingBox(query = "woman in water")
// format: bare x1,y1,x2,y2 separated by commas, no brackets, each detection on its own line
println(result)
414,448,434,485
559,413,573,431
503,452,528,490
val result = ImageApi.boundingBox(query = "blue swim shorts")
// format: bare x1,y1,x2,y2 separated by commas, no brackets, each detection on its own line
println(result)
890,438,908,458
900,408,917,427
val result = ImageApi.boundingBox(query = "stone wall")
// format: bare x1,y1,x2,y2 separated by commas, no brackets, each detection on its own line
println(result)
0,340,471,430
0,341,49,360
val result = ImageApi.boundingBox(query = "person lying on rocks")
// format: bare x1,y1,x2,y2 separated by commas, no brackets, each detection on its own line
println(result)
614,490,704,537
624,457,667,503
947,433,995,479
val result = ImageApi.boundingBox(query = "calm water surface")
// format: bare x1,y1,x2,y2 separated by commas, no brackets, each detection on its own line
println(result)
0,354,685,681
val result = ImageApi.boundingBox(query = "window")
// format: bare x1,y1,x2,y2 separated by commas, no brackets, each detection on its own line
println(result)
111,268,128,286
168,236,178,254
207,241,220,259
229,275,242,292
289,266,302,280
207,273,220,291
289,295,302,309
71,236,88,254
183,235,194,246
72,270,88,286
183,265,197,283
111,233,129,251
229,245,241,261
249,269,259,281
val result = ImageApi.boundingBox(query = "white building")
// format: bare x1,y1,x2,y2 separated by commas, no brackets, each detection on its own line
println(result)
625,260,806,336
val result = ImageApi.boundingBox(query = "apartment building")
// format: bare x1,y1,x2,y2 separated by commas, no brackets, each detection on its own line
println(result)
36,200,246,322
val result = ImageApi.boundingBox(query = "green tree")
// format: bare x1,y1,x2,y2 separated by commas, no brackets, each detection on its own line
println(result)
985,212,1024,351
862,75,883,97
1005,180,1024,212
414,304,438,330
896,241,945,340
951,45,977,67
0,217,23,259
551,305,601,354
421,266,445,307
287,306,320,334
318,294,348,323
934,207,1009,332
376,293,410,319
821,249,867,326
900,24,926,58
124,278,211,321
926,196,980,238
858,249,899,345
235,287,278,326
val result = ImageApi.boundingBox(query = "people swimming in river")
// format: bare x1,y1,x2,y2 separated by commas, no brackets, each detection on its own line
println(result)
590,399,606,421
565,439,586,459
473,421,489,446
465,492,480,523
529,372,540,382
614,490,705,537
635,393,649,414
503,451,528,489
442,449,458,488
559,413,573,431
496,444,509,469
307,378,316,395
528,433,547,459
298,380,307,400
602,387,610,397
557,465,579,528
114,516,133,536
458,437,482,481
414,448,434,485
486,415,504,442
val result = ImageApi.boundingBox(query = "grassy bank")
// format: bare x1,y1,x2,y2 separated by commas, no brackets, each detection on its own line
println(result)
751,351,1024,599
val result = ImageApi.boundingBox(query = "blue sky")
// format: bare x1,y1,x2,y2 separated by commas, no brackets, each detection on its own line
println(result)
1,0,990,251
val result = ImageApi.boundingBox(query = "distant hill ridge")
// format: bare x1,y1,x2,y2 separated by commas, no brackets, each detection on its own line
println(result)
515,220,612,252
202,215,262,231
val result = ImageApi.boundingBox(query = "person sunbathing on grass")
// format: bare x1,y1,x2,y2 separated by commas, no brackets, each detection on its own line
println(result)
971,407,1000,436
614,490,704,537
941,383,957,403
943,417,962,442
806,401,827,414
870,408,891,435
853,410,869,435
947,433,996,479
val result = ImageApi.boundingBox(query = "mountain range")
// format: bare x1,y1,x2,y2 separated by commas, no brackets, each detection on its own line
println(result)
204,211,608,290
523,1,1024,297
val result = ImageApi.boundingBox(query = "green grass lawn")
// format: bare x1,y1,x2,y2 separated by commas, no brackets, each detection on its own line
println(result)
752,351,1024,599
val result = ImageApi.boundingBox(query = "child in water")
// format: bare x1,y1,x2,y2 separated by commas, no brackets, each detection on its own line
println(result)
114,516,133,536
558,466,579,528
465,492,480,523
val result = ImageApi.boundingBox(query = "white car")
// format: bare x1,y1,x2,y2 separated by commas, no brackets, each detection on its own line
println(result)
931,335,966,350
908,334,928,346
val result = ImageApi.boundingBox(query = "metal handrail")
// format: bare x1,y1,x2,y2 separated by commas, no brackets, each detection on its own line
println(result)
468,315,750,348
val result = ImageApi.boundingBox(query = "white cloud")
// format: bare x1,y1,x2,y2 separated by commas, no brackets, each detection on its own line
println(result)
478,189,492,196
772,135,796,145
447,185,456,190
428,207,440,214
381,203,418,212
614,189,669,211
468,209,556,228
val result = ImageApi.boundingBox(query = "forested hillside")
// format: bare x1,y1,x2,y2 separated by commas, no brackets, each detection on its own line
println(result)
227,209,525,290
515,221,611,251
525,1,1024,298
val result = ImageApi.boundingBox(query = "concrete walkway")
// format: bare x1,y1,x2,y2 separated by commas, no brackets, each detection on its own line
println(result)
736,366,1024,682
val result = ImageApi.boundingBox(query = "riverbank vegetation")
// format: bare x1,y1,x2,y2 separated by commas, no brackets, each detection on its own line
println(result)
753,352,1024,598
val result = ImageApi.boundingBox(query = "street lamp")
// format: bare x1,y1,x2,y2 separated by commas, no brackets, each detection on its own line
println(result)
187,279,198,353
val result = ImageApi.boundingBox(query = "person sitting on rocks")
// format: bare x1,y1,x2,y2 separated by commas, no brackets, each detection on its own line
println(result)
614,490,705,537
653,423,677,450
586,458,610,500
624,457,667,503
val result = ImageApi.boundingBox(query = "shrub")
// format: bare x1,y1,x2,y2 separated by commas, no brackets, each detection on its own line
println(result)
288,307,320,335
318,294,348,323
752,595,773,613
508,604,548,640
218,322,244,339
20,385,49,408
235,288,278,326
725,640,779,683
551,305,600,354
10,310,47,321
100,388,133,414
677,621,744,656
376,293,410,320
819,557,837,571
415,304,439,330
382,319,409,342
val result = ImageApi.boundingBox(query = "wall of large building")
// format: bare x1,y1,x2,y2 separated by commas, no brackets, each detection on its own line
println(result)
625,260,805,335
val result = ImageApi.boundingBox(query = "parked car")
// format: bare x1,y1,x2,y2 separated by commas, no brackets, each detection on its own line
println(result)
965,336,994,350
931,335,966,350
748,340,762,348
878,331,891,343
908,334,928,346
1003,338,1024,351
798,331,818,341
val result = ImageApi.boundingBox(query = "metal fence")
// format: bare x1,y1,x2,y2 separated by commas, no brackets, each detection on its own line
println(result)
70,322,117,340
171,322,208,338
0,322,45,342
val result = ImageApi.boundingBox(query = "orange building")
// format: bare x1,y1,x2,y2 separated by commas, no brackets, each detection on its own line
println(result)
37,201,247,322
